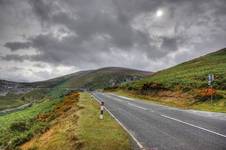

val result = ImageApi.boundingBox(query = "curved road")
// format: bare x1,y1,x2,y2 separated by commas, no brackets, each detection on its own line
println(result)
93,92,226,150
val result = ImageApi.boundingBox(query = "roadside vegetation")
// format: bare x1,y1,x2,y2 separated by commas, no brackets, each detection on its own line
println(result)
77,93,132,150
21,92,81,150
0,98,59,149
117,48,226,112
0,88,68,149
0,90,132,150
113,90,226,113
0,89,49,111
21,92,132,150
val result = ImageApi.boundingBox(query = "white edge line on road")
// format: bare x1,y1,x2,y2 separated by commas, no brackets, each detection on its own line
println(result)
128,103,148,111
91,93,145,150
161,114,226,138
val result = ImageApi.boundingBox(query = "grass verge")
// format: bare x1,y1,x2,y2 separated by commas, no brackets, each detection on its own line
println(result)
0,98,60,149
77,92,132,150
113,90,226,113
20,92,133,150
21,92,81,150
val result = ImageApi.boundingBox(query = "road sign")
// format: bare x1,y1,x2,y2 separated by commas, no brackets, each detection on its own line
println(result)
208,74,214,82
208,74,214,86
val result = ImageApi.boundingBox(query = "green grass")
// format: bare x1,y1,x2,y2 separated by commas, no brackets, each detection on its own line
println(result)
119,48,226,112
61,67,149,90
0,92,29,111
113,90,226,113
20,92,81,150
77,93,132,150
0,89,50,111
0,98,60,149
18,92,133,150
125,48,226,91
0,87,69,149
0,97,25,111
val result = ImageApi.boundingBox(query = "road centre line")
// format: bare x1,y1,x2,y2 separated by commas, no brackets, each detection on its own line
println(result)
128,103,148,110
109,93,226,138
161,114,226,138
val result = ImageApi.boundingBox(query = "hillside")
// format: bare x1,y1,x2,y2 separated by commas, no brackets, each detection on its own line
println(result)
124,48,226,91
0,67,151,110
118,48,226,112
56,67,152,90
1,67,151,91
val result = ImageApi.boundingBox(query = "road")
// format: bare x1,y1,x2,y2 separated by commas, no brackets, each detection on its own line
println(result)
92,92,226,150
0,102,32,115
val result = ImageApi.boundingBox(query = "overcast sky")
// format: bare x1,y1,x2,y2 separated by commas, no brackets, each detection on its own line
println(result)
0,0,226,82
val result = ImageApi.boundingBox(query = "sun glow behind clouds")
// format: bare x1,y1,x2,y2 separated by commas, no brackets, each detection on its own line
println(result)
156,9,163,17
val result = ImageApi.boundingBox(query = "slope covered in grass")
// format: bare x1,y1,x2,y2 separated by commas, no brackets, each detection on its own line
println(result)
61,67,151,90
76,93,132,150
0,99,59,149
0,89,49,111
0,87,69,149
125,48,226,91
118,48,226,112
20,92,133,150
25,67,150,90
0,67,150,109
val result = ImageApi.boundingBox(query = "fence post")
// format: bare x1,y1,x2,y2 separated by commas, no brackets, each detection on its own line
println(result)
100,101,104,119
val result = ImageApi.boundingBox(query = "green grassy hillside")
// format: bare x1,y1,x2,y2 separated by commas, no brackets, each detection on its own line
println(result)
0,67,150,110
15,67,150,90
0,89,50,111
124,48,226,91
60,67,151,90
118,48,226,112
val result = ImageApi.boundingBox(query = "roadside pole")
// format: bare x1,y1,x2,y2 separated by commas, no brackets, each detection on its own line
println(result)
100,101,104,119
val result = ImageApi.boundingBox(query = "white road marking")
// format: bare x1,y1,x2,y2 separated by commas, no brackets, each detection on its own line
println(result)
161,114,226,138
128,103,148,110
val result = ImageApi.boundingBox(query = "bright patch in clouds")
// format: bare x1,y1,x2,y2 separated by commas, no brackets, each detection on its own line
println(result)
156,9,163,17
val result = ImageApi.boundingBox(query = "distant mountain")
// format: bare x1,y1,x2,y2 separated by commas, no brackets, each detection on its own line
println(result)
0,80,27,95
59,67,152,90
0,67,152,91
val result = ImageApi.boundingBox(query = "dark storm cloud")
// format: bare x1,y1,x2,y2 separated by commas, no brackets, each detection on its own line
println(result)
28,0,52,22
1,0,226,81
1,54,31,62
161,37,178,52
4,42,31,51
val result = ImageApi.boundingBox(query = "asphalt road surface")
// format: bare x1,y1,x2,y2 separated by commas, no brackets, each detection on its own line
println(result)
92,92,226,150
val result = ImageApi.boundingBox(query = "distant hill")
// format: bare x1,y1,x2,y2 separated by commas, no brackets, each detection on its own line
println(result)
0,67,151,110
0,80,27,95
123,48,226,92
0,67,152,91
57,67,152,90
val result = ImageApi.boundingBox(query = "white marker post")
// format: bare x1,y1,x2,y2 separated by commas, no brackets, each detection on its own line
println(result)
100,101,104,119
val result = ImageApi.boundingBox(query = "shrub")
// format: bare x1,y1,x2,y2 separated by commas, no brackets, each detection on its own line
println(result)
10,121,29,132
194,88,223,102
